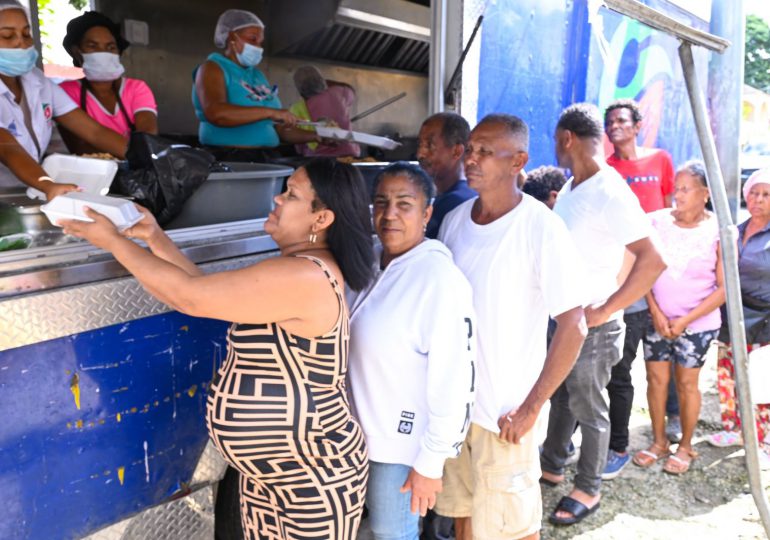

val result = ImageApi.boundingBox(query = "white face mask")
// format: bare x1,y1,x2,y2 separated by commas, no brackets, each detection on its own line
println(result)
81,52,125,81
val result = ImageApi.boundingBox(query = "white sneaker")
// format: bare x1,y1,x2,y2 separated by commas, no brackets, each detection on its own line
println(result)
707,430,743,448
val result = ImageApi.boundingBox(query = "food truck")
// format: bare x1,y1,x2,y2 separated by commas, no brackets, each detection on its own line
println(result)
0,1,736,538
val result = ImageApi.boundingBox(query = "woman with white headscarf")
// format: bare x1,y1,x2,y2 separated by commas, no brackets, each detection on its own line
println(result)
708,169,770,468
192,9,319,159
0,0,126,198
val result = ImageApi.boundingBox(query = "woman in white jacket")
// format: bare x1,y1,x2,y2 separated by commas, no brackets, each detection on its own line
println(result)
348,162,476,540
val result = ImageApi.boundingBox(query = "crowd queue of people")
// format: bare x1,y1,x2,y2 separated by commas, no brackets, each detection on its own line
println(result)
3,1,769,538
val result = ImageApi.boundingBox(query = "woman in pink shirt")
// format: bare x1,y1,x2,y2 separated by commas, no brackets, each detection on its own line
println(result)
59,11,157,154
633,160,725,474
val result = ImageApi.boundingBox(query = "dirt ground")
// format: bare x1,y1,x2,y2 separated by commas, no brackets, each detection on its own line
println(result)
357,343,770,540
540,343,770,539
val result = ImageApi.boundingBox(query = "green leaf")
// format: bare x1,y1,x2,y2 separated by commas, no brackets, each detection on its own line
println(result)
745,14,770,92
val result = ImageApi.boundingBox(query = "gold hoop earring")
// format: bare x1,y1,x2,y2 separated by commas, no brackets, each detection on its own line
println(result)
309,232,317,244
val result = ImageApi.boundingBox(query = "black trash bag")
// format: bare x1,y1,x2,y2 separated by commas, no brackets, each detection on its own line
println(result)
111,133,215,225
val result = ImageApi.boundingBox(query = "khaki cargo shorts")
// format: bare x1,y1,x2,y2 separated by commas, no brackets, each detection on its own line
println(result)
434,422,542,540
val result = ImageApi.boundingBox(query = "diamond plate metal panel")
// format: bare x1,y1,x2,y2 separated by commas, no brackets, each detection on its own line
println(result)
0,253,274,351
191,441,229,487
83,487,215,540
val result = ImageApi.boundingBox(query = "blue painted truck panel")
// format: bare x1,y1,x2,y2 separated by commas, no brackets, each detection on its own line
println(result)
477,0,710,169
0,313,229,540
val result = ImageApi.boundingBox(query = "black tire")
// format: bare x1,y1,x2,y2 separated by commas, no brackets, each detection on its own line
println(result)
215,466,244,540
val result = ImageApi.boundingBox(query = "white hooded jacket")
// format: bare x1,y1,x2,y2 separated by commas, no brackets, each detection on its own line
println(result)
347,239,476,478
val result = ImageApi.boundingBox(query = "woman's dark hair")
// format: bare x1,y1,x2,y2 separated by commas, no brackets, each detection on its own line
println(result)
373,161,436,208
522,165,567,203
303,159,374,291
677,159,712,210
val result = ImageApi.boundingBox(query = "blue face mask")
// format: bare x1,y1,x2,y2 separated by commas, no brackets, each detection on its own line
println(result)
0,46,38,77
236,42,263,67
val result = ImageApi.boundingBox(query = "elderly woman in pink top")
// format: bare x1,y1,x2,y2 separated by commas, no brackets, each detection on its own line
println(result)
633,160,725,474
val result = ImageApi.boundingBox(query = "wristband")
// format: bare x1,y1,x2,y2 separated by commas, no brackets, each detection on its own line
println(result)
37,176,54,183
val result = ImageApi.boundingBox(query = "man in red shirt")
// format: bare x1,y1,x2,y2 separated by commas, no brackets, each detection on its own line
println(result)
602,99,678,480
605,99,674,210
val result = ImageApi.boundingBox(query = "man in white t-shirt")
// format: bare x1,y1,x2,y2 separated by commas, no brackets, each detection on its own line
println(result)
435,114,588,540
540,103,665,526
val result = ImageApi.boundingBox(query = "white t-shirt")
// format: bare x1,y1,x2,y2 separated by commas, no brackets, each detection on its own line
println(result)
439,194,586,433
0,68,77,187
554,167,651,316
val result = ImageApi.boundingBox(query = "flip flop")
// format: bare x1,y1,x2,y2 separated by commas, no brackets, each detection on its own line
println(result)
632,443,670,468
548,495,600,526
663,448,698,475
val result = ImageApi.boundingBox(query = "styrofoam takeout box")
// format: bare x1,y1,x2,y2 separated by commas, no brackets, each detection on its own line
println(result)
41,192,144,231
27,154,119,201
314,126,401,150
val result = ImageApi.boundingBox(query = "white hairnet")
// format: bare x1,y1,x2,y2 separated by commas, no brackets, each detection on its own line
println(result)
214,9,264,49
0,0,30,23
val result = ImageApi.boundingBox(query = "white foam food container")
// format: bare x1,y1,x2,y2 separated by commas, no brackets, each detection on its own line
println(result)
27,154,119,201
41,192,144,231
314,126,401,150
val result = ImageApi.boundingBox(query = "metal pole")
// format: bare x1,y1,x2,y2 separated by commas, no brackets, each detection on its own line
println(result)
679,42,770,539
27,0,42,68
444,15,484,98
429,0,446,114
709,0,745,221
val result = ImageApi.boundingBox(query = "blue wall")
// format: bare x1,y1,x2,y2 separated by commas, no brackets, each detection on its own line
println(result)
0,313,229,540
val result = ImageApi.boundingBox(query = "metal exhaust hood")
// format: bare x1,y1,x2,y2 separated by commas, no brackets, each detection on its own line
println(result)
269,0,431,74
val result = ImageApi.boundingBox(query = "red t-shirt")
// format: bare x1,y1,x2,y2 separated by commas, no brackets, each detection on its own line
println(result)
607,149,674,213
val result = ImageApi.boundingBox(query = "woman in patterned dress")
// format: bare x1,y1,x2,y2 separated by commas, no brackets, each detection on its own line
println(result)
633,160,724,474
61,158,375,539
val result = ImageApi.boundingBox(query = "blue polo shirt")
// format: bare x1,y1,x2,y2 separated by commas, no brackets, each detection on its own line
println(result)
426,179,476,239
737,218,770,342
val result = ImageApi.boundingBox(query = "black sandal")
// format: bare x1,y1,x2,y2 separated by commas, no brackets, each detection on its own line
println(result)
548,495,600,526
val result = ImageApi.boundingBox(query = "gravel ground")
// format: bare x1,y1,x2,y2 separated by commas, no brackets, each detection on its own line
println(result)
358,343,770,539
541,343,769,539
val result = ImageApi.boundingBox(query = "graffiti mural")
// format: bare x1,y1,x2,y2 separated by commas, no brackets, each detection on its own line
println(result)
597,19,674,149
473,0,710,169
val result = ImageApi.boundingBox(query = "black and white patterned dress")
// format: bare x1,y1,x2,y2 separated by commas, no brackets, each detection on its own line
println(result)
206,256,368,539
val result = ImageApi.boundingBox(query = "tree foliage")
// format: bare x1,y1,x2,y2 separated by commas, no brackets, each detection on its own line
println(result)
746,14,770,92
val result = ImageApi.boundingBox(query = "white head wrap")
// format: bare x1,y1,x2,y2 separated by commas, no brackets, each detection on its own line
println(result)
743,168,770,201
0,0,30,23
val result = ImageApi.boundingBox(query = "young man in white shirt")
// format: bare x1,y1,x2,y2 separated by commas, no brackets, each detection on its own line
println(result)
540,103,665,526
435,114,587,540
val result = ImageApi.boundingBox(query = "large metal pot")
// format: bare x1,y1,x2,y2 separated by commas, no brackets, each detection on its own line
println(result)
0,193,55,233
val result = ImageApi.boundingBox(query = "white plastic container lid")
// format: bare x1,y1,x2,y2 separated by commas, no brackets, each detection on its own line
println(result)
27,154,119,201
41,192,143,231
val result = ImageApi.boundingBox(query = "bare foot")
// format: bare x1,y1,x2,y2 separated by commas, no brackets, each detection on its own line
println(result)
540,470,565,484
554,488,600,519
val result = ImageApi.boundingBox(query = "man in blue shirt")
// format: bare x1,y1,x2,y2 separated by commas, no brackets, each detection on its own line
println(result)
417,112,476,239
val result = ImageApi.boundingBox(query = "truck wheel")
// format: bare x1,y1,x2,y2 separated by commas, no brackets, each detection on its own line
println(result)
215,466,244,540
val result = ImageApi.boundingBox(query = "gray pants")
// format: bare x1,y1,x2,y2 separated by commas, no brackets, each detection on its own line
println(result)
541,319,625,495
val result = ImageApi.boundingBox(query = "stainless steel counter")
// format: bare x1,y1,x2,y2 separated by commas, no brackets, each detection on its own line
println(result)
0,218,277,299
